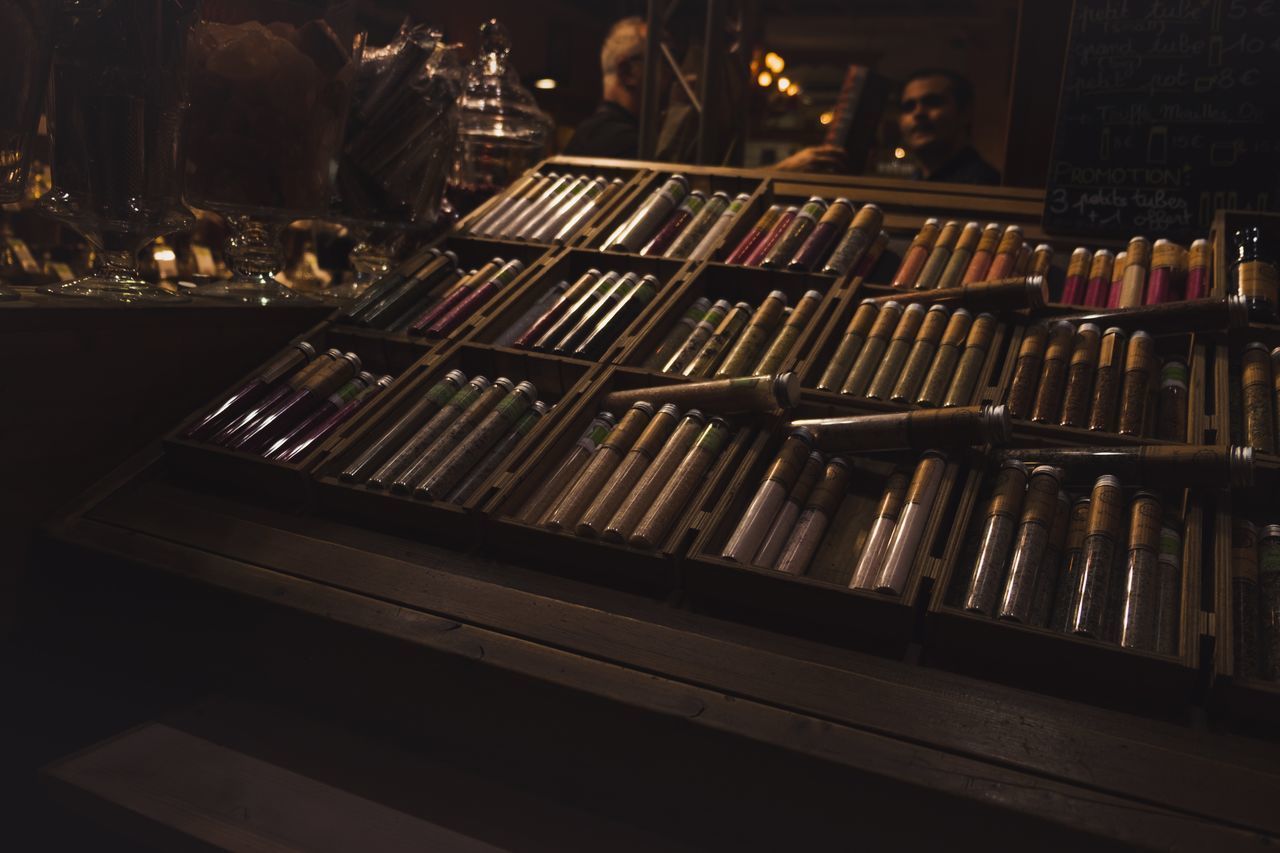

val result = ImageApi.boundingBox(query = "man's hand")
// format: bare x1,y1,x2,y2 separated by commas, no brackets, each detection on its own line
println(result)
773,145,847,173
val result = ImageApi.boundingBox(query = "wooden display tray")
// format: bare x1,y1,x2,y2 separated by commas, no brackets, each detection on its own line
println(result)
1213,479,1280,727
312,342,600,550
926,434,1205,710
163,321,434,504
796,282,1014,405
1209,376,1280,725
325,236,558,366
992,322,1209,447
615,260,844,377
685,396,978,656
462,247,698,367
454,161,654,249
477,365,763,596
39,454,1280,850
580,169,769,261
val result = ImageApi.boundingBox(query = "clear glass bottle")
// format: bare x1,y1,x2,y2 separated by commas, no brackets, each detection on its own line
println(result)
448,20,551,215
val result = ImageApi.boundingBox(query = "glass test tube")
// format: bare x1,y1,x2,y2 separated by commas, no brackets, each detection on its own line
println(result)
996,465,1063,623
722,429,817,563
963,460,1028,616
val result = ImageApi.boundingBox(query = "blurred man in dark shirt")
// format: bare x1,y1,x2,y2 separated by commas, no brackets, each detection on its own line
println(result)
563,17,645,158
777,68,1000,185
897,69,1000,185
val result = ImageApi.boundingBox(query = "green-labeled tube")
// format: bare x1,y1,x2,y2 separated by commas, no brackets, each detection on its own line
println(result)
517,412,617,524
755,289,823,375
644,297,712,369
415,382,538,501
604,410,706,542
447,400,548,504
366,375,490,490
715,291,787,377
392,378,514,494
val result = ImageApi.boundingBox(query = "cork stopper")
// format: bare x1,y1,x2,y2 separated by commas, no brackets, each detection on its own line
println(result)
1127,236,1152,267
443,250,459,267
1189,238,1209,269
629,400,655,416
1087,476,1125,537
341,352,363,371
1125,331,1154,371
1022,465,1063,525
668,173,691,189
1129,491,1163,550
1067,247,1091,277
937,309,973,348
975,223,1002,252
994,225,1023,255
1263,524,1280,540
657,403,680,417
966,313,997,349
910,218,942,248
443,369,468,386
875,471,910,520
892,302,929,341
1045,321,1076,360
807,457,852,513
934,220,963,248
295,341,317,359
468,376,493,393
1018,323,1050,358
955,222,983,251
851,204,884,232
1066,497,1092,549
766,430,819,488
989,460,1029,517
1152,239,1180,268
493,377,516,392
789,452,826,500
907,452,947,502
847,301,881,337
683,409,706,425
1088,249,1115,279
531,400,549,415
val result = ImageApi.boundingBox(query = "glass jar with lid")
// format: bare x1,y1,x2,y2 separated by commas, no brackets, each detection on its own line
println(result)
449,19,552,214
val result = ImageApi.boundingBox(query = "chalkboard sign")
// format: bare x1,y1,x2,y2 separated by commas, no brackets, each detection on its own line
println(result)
1044,0,1280,239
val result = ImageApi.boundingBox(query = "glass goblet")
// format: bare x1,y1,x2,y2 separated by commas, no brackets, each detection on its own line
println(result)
0,0,55,299
40,0,200,302
184,4,355,305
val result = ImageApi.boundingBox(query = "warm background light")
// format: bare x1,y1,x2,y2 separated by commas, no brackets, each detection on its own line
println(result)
534,78,557,90
785,84,799,96
757,70,773,87
776,76,790,92
819,111,834,125
894,147,907,159
764,52,785,74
